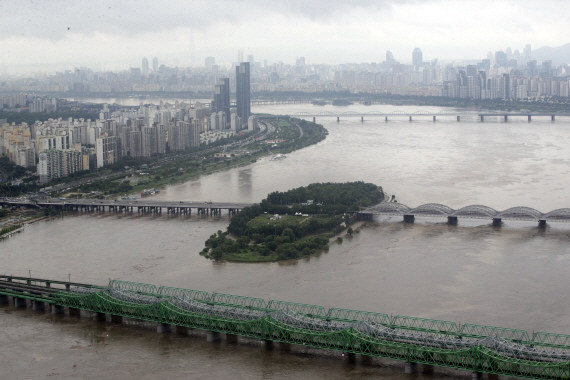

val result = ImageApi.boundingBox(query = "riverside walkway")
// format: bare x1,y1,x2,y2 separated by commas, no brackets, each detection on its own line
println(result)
0,198,252,215
2,275,570,379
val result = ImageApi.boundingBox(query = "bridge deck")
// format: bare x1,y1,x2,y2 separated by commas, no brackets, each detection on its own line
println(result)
2,275,570,379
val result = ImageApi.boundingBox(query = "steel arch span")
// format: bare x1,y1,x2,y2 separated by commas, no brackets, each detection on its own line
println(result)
408,203,455,216
454,205,499,218
365,203,411,215
497,207,543,220
542,208,570,221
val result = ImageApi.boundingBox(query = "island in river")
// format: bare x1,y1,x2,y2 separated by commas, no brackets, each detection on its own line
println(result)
201,182,384,262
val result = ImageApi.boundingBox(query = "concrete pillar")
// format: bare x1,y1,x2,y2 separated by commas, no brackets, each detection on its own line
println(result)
472,372,483,380
457,116,460,121
404,362,417,374
552,115,556,121
361,116,364,122
492,218,502,227
538,219,547,228
480,115,484,122
433,116,436,122
0,294,8,304
504,115,508,122
341,352,356,363
65,284,70,291
111,315,123,324
52,304,64,314
385,116,388,122
32,301,45,310
312,117,315,123
69,307,80,316
226,333,238,343
403,214,415,223
409,116,412,122
207,331,221,341
261,340,273,349
157,323,171,333
337,117,339,122
447,216,458,225
96,312,106,321
528,115,532,122
14,297,27,307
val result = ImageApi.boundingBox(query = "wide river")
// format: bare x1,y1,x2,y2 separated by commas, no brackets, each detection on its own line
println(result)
2,103,570,379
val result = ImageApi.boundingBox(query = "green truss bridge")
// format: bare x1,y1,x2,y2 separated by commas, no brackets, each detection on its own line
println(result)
2,274,570,380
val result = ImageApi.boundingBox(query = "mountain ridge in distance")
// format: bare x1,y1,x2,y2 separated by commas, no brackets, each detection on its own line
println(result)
532,43,570,65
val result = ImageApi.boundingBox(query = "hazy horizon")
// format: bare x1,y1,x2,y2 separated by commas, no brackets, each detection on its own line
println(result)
1,0,570,74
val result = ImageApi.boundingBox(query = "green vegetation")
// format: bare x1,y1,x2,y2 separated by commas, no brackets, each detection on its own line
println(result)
0,110,99,125
0,224,22,238
0,156,27,179
201,182,383,262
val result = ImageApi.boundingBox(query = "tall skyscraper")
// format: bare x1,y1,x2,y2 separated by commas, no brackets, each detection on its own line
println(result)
152,57,158,72
524,44,532,62
238,50,244,63
214,78,230,124
412,48,423,67
142,57,149,74
236,62,251,123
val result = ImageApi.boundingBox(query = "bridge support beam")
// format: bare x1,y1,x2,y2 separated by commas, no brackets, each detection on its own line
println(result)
472,372,483,380
157,323,171,333
447,216,458,225
492,218,502,227
552,115,556,121
528,115,532,122
52,304,64,314
404,362,417,374
538,219,547,228
207,331,221,341
403,214,415,223
14,297,27,307
457,116,460,121
32,301,45,310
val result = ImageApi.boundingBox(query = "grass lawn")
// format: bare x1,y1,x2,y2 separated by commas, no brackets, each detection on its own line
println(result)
247,214,307,228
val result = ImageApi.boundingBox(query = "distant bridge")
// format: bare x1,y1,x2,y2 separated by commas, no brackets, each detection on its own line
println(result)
359,203,570,227
0,198,253,216
279,110,569,122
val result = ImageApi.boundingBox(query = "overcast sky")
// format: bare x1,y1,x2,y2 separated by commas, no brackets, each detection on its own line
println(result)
1,0,569,72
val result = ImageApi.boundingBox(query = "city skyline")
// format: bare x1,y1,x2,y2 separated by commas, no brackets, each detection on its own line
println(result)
2,0,570,72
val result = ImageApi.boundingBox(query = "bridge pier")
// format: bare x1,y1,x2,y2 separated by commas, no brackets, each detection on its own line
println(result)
96,312,106,321
528,115,532,122
312,117,315,123
447,216,458,225
492,218,502,227
207,331,221,341
403,214,415,223
341,352,356,363
337,117,339,122
538,219,547,228
504,115,508,122
279,342,291,351
457,116,460,121
361,116,364,122
32,300,45,310
385,116,388,122
0,294,8,304
472,372,483,380
409,116,412,122
177,326,189,335
157,323,171,333
552,115,556,121
111,315,123,324
480,115,484,122
404,362,417,374
69,307,81,316
261,340,273,349
14,297,27,307
52,304,64,314
433,116,436,122
226,333,238,343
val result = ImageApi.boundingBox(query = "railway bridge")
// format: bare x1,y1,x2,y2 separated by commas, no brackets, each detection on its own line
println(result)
2,275,570,379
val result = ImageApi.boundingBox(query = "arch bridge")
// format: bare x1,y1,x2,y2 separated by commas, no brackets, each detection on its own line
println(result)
359,203,570,227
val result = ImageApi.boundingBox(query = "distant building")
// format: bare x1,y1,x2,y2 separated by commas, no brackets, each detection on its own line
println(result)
214,78,230,124
142,57,149,74
236,62,251,124
412,48,423,67
96,135,117,168
152,57,158,72
38,150,83,183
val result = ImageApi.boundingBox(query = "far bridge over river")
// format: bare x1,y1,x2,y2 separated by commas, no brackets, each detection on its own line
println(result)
359,203,570,228
284,110,568,123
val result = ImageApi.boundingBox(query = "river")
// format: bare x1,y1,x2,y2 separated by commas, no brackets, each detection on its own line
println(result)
2,103,570,379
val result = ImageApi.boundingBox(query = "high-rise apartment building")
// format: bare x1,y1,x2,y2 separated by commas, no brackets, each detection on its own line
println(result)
153,57,158,72
236,62,251,123
238,50,244,63
96,135,117,168
142,57,149,74
412,48,423,67
214,78,230,124
38,150,83,183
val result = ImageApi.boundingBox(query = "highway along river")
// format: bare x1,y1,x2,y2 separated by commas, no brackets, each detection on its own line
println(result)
2,103,570,379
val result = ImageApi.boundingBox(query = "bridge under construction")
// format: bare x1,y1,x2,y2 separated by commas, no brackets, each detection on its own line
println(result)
2,274,570,379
